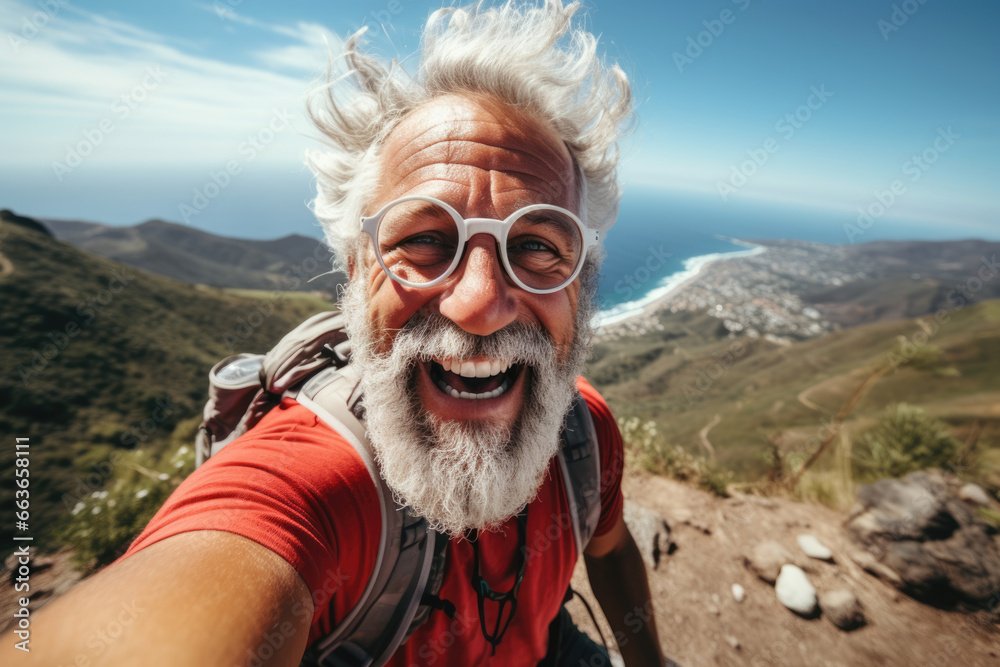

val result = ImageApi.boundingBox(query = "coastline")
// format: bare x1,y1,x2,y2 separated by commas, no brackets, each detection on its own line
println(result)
594,240,768,328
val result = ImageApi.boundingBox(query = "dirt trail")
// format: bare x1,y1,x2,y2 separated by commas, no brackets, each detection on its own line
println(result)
0,251,13,278
567,470,999,667
796,385,827,413
698,414,720,459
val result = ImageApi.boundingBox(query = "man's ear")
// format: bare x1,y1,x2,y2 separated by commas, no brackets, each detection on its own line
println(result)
347,255,355,281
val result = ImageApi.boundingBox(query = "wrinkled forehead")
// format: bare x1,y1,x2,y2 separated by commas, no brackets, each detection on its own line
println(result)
373,93,579,214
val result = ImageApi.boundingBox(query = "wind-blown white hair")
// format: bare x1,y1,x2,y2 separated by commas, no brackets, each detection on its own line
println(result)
306,0,634,274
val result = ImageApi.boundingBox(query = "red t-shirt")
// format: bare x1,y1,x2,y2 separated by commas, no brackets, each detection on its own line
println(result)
120,377,623,665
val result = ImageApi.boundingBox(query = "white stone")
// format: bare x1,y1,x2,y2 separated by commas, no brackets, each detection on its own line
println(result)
797,534,833,561
731,583,745,602
959,483,992,506
775,565,817,616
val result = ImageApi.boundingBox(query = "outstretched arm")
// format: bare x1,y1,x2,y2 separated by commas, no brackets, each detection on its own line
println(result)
585,514,665,667
1,531,314,666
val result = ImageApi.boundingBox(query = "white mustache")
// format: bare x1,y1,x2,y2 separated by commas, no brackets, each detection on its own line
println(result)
386,313,559,372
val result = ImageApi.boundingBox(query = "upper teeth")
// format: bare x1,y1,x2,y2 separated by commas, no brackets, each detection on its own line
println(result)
437,358,509,377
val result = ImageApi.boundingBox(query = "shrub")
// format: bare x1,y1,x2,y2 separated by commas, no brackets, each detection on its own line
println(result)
53,444,194,572
698,461,732,498
853,403,962,481
618,416,730,497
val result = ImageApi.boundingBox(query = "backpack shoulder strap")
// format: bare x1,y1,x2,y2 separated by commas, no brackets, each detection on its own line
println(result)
557,390,602,555
293,364,440,667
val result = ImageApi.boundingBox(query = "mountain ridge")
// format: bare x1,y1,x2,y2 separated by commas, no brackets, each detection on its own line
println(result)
32,212,346,293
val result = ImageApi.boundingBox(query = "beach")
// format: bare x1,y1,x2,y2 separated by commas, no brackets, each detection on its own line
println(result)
595,240,768,328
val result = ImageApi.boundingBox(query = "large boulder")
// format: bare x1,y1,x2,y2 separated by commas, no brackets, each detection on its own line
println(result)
845,470,1000,608
623,501,676,571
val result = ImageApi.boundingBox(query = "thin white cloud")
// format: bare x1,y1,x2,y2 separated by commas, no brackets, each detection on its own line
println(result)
193,1,305,39
0,0,345,169
192,3,343,73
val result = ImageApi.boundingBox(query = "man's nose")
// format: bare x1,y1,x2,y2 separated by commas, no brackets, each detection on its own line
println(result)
437,233,518,337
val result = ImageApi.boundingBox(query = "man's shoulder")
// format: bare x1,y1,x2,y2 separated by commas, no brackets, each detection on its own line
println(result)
575,376,614,427
209,396,377,496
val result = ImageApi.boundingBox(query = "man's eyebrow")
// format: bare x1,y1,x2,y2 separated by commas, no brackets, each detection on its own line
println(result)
410,201,452,216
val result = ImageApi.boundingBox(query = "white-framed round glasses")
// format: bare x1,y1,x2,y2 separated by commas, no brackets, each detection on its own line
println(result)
360,195,599,295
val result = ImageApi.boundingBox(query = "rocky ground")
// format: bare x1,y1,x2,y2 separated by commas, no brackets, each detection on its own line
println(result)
4,469,998,666
568,468,1000,666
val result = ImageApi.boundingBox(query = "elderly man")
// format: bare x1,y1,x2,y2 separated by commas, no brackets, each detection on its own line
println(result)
12,1,666,665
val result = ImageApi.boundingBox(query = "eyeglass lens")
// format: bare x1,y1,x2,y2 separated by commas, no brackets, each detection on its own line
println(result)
375,200,583,290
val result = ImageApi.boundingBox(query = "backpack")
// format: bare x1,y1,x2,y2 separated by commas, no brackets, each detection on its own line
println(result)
195,311,602,667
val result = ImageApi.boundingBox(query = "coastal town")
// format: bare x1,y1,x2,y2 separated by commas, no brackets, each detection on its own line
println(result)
597,240,871,342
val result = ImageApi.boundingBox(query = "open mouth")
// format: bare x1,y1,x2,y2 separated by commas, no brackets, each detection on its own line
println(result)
428,357,524,400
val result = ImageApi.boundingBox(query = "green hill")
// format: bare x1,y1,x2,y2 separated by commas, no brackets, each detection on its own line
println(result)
0,218,332,553
38,213,346,294
586,299,1000,493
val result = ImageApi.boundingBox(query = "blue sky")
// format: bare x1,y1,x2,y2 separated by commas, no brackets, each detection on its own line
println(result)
1,0,997,240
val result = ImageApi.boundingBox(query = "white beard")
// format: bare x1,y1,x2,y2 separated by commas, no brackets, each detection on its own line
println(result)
338,265,596,537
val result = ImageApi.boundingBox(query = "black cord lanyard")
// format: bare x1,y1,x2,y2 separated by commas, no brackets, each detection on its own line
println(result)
469,510,528,656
